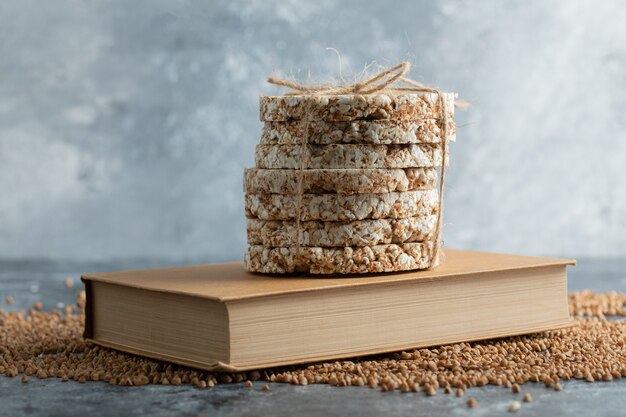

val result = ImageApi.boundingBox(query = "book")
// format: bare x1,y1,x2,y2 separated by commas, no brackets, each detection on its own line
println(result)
82,250,575,372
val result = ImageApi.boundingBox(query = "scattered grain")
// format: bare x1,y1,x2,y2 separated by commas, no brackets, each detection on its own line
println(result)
21,375,29,383
245,380,253,388
523,393,532,402
262,384,270,391
1,290,625,404
64,278,74,288
508,401,521,412
5,295,13,305
467,398,478,408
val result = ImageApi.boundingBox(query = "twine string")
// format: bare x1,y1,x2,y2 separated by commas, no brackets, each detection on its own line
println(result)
432,97,449,267
268,62,454,268
294,113,311,261
267,62,439,96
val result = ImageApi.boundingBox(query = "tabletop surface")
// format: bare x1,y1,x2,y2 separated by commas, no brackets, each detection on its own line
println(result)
1,257,625,417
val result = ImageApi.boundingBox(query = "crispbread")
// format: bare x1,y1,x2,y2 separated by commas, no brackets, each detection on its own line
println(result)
244,242,434,274
244,168,437,194
260,119,456,145
260,92,455,122
244,190,438,221
255,143,444,169
247,215,437,247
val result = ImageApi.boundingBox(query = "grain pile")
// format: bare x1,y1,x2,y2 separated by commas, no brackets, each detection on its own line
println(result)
2,290,626,396
243,64,457,274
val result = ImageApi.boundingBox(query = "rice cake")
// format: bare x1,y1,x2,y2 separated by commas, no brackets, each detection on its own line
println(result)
247,215,437,247
260,119,456,145
244,190,438,221
255,143,444,169
260,93,455,122
244,242,434,274
244,168,438,195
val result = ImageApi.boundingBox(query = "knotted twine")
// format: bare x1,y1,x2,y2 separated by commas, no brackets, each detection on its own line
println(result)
268,62,457,269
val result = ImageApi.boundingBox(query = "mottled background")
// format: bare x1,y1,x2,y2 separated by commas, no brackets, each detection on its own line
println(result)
1,0,625,263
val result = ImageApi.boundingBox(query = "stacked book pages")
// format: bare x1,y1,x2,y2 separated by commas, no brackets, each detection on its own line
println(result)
244,92,456,274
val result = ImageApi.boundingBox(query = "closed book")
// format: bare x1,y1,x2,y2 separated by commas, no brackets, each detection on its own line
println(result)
82,250,574,372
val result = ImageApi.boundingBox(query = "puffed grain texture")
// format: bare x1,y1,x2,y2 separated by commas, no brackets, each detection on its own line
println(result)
259,93,455,122
260,119,456,145
255,143,446,169
244,168,438,195
244,190,439,221
247,215,437,247
244,242,434,274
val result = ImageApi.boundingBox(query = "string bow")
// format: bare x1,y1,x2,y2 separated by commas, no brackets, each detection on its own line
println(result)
268,62,440,96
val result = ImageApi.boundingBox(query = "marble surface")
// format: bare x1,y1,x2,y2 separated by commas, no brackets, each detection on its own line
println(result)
1,257,625,416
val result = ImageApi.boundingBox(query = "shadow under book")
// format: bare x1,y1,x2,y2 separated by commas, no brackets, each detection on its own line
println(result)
81,250,575,372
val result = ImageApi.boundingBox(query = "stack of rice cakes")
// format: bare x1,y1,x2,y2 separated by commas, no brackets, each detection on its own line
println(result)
244,92,456,274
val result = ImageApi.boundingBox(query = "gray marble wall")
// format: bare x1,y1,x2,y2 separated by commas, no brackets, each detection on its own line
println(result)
1,0,625,262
